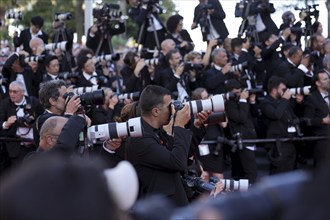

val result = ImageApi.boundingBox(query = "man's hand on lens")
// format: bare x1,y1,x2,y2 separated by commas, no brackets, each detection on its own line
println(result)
65,95,81,114
172,104,191,128
105,138,122,151
194,110,211,128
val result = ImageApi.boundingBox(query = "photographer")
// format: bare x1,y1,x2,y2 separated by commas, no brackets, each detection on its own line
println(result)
13,16,48,54
191,0,228,42
43,55,60,82
166,14,194,57
224,79,258,184
34,80,81,147
275,46,311,88
126,0,166,58
75,55,110,88
203,48,237,95
158,48,192,101
2,52,39,98
260,76,298,175
279,11,306,46
304,71,330,168
90,88,120,125
260,28,291,91
121,51,153,93
27,113,91,161
0,81,44,169
125,85,209,207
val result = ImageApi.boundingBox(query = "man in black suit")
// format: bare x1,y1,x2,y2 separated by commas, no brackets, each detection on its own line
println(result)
13,16,48,54
125,85,207,207
34,80,81,147
260,76,298,175
127,0,166,58
158,49,192,101
43,55,60,82
75,56,109,88
203,48,237,95
191,0,229,42
304,71,330,168
0,81,44,169
261,28,291,91
225,79,258,184
275,46,311,88
2,52,39,97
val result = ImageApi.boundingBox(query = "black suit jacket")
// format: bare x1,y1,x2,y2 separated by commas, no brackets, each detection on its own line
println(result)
121,65,152,93
260,95,297,138
275,60,305,88
304,90,330,136
125,118,205,207
0,96,44,157
8,67,39,98
225,99,257,141
86,22,125,55
193,0,229,41
203,67,236,95
13,29,48,54
166,29,194,57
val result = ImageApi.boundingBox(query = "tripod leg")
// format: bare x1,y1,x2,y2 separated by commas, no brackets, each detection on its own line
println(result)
95,36,104,56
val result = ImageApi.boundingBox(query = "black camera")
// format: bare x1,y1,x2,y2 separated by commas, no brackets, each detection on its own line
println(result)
0,75,8,86
5,11,23,20
247,87,264,94
54,12,72,22
183,62,204,72
172,100,185,111
63,90,105,106
16,104,35,127
93,3,122,20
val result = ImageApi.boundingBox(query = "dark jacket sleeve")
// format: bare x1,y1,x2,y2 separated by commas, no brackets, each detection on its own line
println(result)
51,115,86,155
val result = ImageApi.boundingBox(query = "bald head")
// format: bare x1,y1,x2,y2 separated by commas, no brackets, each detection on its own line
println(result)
29,37,44,55
161,39,176,55
39,116,68,151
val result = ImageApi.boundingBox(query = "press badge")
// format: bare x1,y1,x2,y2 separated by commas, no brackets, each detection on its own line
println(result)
198,144,210,156
287,126,296,133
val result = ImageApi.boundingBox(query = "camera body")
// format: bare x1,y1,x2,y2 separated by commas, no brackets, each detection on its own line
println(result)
93,3,122,20
183,62,204,72
63,90,105,106
16,104,35,127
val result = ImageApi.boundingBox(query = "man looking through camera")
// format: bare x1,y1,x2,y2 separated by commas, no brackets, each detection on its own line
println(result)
125,85,209,207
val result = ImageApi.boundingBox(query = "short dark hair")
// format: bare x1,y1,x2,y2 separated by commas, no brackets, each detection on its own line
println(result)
30,16,44,28
123,51,137,68
231,38,243,51
165,48,180,65
225,79,242,92
166,14,183,33
287,46,302,58
39,80,66,109
139,85,171,116
267,76,285,93
45,55,58,68
312,70,326,86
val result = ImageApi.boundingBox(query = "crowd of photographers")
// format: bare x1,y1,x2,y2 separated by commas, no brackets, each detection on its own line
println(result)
0,0,329,219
